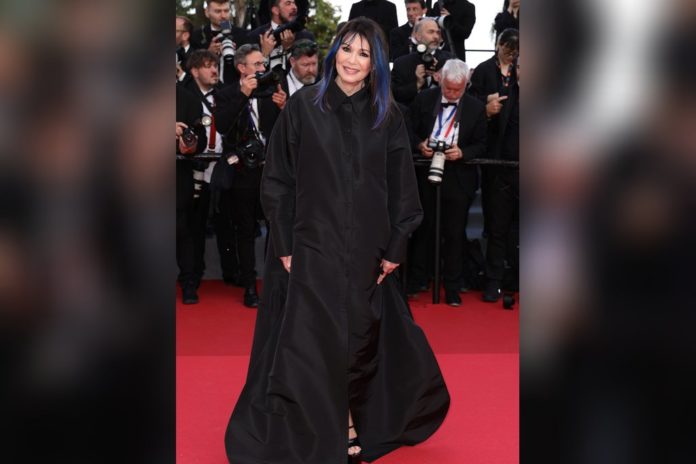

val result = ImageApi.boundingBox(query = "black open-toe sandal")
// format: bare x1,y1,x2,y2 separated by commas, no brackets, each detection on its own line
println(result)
348,425,362,464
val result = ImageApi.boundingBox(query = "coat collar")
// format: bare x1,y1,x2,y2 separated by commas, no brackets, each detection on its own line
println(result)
326,78,370,114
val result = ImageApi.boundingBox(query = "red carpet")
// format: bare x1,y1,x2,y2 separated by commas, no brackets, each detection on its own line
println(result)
177,281,519,464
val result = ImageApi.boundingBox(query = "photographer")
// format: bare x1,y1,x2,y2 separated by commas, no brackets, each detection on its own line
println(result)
429,0,476,61
408,59,486,306
391,18,454,106
214,44,287,307
285,39,319,96
176,85,208,305
468,28,519,302
389,0,427,62
176,16,195,82
179,50,243,302
190,0,246,84
247,0,315,72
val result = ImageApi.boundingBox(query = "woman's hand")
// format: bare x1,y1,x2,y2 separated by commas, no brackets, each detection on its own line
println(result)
377,259,399,285
280,255,292,273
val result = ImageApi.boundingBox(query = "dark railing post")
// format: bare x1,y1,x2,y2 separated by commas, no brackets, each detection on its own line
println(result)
432,184,441,304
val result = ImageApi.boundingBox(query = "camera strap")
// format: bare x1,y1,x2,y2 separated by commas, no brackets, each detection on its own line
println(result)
247,100,266,146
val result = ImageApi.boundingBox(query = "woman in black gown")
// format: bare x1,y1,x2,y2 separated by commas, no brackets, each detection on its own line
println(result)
225,17,450,464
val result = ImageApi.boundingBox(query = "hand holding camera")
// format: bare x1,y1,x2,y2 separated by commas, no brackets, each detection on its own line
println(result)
444,143,462,161
177,122,197,155
241,73,260,97
418,139,434,158
260,30,277,57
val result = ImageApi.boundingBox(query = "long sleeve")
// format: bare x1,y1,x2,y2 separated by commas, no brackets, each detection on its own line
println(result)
260,98,299,257
443,2,476,40
384,110,423,263
213,84,249,139
461,101,487,161
391,57,418,105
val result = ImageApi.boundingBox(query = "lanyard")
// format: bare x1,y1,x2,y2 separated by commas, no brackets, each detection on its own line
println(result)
435,106,457,141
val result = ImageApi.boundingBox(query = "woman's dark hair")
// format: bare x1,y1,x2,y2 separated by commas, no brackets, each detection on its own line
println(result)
497,28,519,51
313,17,392,129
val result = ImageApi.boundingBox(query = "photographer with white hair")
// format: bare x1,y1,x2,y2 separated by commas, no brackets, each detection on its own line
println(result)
407,58,487,306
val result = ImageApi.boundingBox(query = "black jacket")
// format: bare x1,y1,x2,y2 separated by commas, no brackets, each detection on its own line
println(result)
409,86,487,193
429,0,475,61
468,55,517,159
349,0,398,42
389,22,414,62
391,49,454,105
176,85,207,208
213,80,284,189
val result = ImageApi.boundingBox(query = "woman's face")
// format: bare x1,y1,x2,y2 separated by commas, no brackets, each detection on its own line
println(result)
335,33,371,90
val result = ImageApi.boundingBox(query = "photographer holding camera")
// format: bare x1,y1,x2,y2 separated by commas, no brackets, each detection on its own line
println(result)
213,44,287,307
247,0,315,72
407,59,486,306
391,18,454,106
190,0,246,84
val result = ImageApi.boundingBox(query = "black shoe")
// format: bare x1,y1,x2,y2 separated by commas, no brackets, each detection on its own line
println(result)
182,286,199,305
223,273,243,287
482,280,502,303
445,289,461,307
348,425,362,464
243,285,259,308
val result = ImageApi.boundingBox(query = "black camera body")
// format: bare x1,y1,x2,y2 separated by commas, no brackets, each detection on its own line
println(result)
180,116,212,150
427,139,451,184
416,44,436,71
271,15,306,43
416,43,437,71
237,137,265,169
252,69,282,98
428,139,451,153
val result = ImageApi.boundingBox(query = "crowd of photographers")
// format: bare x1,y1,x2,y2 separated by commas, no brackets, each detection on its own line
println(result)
176,0,519,308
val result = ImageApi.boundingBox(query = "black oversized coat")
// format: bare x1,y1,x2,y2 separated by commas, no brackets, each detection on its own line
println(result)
225,80,450,463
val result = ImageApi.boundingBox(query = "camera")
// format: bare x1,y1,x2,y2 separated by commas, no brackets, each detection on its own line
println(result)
252,69,282,98
271,15,306,43
237,137,265,169
427,140,450,184
215,20,236,63
180,116,212,150
416,43,437,71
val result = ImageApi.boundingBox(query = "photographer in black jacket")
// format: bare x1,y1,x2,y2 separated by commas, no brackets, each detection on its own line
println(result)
391,17,454,106
408,58,487,306
214,44,287,307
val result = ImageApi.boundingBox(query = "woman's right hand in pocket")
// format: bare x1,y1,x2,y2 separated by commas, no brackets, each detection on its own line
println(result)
280,255,292,273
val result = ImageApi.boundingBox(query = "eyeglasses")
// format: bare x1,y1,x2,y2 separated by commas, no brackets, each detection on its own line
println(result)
245,61,266,68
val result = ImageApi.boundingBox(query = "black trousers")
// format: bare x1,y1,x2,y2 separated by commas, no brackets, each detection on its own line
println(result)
440,173,476,291
229,186,261,288
408,167,475,290
212,188,241,282
407,166,435,287
176,186,210,287
484,168,519,282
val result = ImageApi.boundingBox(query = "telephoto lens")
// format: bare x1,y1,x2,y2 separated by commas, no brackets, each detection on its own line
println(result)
427,140,448,183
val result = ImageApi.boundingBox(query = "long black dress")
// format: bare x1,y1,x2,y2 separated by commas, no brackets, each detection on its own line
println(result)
225,80,450,463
